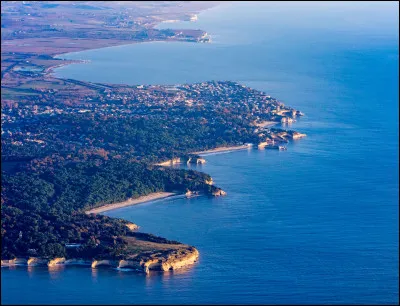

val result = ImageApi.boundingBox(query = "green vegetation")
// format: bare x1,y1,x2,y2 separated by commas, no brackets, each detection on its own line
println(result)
1,159,215,260
2,112,256,165
1,81,305,262
1,81,304,262
1,1,305,264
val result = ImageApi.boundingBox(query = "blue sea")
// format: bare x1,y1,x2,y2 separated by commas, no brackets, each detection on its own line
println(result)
2,2,398,304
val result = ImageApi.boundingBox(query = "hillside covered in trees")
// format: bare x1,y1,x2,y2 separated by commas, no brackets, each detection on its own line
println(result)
1,158,219,260
1,82,305,262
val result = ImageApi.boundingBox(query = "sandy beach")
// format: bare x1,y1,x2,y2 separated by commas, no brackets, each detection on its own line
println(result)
255,121,279,128
85,192,176,214
194,144,253,155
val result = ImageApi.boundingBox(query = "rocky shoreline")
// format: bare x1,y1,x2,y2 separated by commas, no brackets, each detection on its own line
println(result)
1,247,199,274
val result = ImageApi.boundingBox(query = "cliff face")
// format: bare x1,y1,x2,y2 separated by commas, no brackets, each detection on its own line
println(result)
125,222,139,231
27,257,48,266
212,189,227,197
139,246,199,273
159,247,199,271
258,141,269,149
91,260,118,268
2,244,199,274
158,156,206,166
118,259,141,270
186,157,205,165
196,158,206,164
291,132,307,139
48,257,66,266
92,246,200,274
1,258,27,266
1,257,94,267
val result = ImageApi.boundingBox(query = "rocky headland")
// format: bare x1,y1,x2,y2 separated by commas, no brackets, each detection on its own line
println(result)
2,249,199,275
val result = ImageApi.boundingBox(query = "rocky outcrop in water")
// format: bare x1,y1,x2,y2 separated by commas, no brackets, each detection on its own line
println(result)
1,258,27,266
91,259,119,268
158,247,199,272
212,188,227,197
186,157,206,165
27,257,48,266
1,257,96,267
90,246,199,274
130,246,199,273
48,257,66,266
290,132,307,139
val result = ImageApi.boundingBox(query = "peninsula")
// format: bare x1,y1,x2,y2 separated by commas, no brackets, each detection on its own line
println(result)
1,1,306,273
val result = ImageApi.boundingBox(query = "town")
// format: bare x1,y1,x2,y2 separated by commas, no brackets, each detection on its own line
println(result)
2,79,306,169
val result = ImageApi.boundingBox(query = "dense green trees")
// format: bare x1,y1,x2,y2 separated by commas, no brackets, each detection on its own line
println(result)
1,158,214,259
1,81,281,261
1,107,258,168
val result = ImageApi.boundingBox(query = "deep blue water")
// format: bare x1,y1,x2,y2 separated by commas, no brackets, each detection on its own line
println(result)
2,2,398,305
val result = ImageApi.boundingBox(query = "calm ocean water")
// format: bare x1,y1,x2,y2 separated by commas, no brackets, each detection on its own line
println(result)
2,2,398,305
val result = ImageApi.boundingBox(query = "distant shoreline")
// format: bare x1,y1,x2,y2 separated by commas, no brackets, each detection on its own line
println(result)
85,192,177,214
44,59,90,77
46,3,222,79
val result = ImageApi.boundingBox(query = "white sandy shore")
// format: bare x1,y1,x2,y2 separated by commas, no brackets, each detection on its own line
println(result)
255,121,279,128
193,144,253,155
191,122,279,156
85,192,176,214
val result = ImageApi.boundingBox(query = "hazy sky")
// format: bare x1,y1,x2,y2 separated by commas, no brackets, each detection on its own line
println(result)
225,1,399,37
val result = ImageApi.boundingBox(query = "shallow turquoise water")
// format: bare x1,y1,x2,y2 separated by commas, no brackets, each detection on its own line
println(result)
2,2,398,304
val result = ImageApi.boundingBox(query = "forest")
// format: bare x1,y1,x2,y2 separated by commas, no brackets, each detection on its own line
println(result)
1,158,217,260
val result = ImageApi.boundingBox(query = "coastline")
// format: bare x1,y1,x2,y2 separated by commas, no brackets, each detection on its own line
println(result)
44,59,90,77
1,1,299,277
85,192,177,214
255,121,279,128
45,3,222,79
1,4,224,273
193,144,253,156
1,247,200,274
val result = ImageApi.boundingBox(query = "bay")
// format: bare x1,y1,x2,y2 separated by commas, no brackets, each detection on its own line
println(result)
2,2,398,304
